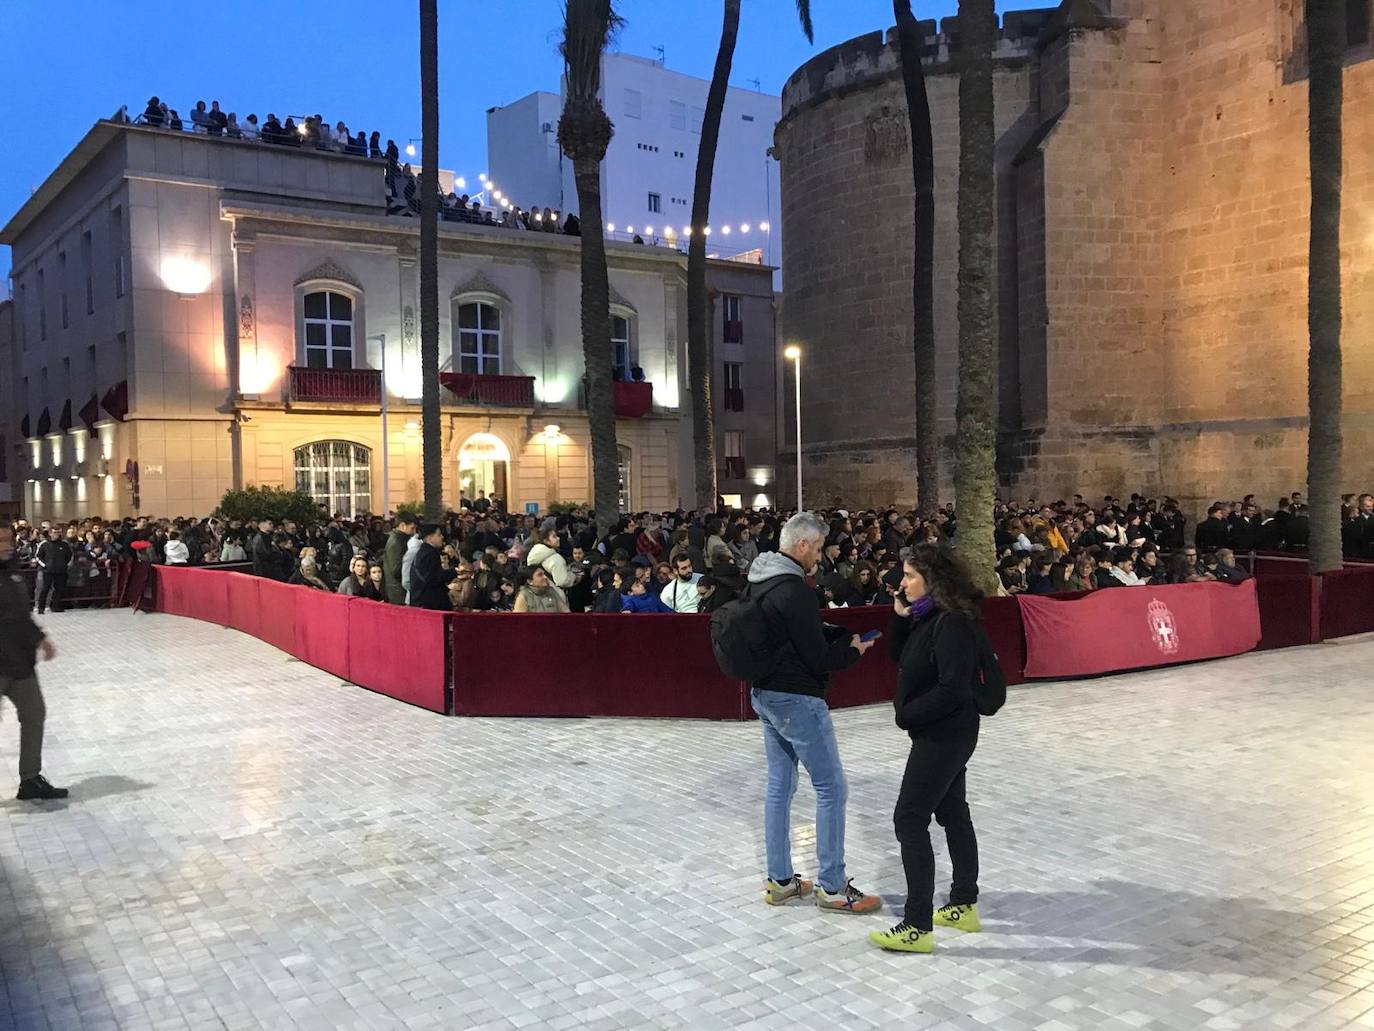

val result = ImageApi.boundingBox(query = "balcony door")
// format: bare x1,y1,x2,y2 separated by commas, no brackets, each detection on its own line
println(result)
294,440,371,517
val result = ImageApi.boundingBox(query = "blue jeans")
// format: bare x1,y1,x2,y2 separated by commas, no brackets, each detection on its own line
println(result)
751,688,849,893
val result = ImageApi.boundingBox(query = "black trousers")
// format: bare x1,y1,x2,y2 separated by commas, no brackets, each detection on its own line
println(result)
893,733,979,929
36,571,65,613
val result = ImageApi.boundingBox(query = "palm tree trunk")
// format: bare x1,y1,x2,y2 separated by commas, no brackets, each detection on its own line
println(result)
1307,0,1344,574
953,0,998,594
688,0,740,513
894,0,939,516
419,0,442,521
573,158,622,537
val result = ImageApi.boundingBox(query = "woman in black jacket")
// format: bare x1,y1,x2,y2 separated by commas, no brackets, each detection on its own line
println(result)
869,544,983,954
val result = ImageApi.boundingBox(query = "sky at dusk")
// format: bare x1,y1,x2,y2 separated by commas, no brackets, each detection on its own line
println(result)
0,0,1022,290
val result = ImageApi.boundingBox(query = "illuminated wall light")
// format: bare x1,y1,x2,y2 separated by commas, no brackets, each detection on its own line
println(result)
536,378,569,404
664,226,676,237
542,423,562,445
103,475,114,501
456,176,466,189
76,477,88,502
161,255,212,296
604,220,612,230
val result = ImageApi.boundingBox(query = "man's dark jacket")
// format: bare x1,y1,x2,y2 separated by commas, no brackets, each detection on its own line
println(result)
0,561,45,679
746,551,859,699
408,542,456,610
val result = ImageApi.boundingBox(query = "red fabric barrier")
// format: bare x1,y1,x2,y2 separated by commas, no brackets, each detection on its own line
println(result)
1018,580,1261,678
181,568,229,626
1318,566,1374,640
1252,554,1311,578
254,578,298,656
1255,574,1321,650
293,588,354,682
224,573,262,640
348,604,451,714
152,564,198,618
452,613,746,719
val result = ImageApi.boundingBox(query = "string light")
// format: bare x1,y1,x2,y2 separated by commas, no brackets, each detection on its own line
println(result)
741,223,750,233
455,177,466,189
479,172,488,181
682,226,692,237
644,225,654,235
405,142,416,156
626,225,635,234
759,221,769,231
605,221,613,230
721,225,731,235
703,226,712,236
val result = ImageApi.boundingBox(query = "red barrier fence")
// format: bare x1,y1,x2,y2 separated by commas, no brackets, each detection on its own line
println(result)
1018,580,1261,679
134,561,1324,721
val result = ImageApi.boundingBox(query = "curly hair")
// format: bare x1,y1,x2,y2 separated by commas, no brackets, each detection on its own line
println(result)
899,543,983,619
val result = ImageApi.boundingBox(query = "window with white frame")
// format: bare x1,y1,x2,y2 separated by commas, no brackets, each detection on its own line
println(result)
456,301,502,375
612,314,632,379
303,290,355,369
294,441,371,517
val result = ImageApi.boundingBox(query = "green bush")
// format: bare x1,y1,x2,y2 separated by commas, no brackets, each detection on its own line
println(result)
215,485,325,527
546,501,587,516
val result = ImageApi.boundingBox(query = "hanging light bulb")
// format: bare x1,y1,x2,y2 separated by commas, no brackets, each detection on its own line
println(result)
405,143,416,156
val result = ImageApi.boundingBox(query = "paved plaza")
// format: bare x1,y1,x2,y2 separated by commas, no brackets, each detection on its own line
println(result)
1,610,1373,1031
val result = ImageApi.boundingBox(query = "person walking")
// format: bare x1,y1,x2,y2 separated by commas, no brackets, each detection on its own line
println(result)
34,527,72,614
748,512,881,914
0,523,68,800
869,544,984,954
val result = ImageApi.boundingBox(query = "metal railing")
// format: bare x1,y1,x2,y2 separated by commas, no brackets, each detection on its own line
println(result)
287,366,382,404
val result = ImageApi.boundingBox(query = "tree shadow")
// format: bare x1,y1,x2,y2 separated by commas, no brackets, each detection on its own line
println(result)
905,879,1331,976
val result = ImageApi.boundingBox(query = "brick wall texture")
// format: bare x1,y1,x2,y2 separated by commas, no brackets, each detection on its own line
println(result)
775,0,1374,519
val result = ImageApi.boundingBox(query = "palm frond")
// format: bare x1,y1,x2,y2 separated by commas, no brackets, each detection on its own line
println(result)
795,0,814,43
560,0,625,100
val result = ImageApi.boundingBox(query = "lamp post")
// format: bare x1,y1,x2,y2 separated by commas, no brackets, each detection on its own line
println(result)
369,333,389,515
783,345,802,513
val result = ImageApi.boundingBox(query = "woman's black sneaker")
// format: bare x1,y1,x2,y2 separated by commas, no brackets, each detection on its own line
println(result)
17,775,68,800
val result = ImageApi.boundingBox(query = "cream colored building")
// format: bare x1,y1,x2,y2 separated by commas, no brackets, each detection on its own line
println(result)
2,120,778,520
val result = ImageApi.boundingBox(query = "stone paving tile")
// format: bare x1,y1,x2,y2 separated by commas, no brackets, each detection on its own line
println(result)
1,608,1372,1029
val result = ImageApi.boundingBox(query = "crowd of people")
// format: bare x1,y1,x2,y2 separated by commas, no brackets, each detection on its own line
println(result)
14,487,1374,618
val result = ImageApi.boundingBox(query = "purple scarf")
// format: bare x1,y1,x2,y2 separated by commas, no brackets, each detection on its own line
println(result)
910,595,937,620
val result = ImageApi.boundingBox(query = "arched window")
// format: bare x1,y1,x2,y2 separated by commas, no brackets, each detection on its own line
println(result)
294,440,371,517
612,313,632,380
456,301,501,375
303,291,355,369
617,444,632,512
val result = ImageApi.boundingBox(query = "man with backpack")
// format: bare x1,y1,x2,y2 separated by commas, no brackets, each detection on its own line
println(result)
717,512,882,915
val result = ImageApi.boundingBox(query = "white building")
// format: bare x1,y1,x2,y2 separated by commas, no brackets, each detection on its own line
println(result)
1,119,780,522
487,53,782,268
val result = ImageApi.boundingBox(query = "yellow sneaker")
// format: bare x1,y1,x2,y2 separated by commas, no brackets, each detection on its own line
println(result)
764,875,815,906
869,922,934,953
933,902,981,933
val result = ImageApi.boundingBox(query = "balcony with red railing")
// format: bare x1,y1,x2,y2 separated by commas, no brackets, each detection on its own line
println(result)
287,365,382,404
438,372,536,407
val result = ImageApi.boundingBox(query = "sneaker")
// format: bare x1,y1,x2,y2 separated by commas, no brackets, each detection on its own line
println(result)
815,879,883,915
17,775,68,801
869,921,934,953
933,902,981,933
764,875,815,906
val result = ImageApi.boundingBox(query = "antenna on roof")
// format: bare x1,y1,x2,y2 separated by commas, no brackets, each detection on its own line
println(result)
748,77,761,92
652,45,665,66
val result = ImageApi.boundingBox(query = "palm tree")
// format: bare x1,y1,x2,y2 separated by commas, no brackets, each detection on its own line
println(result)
686,0,741,513
419,0,442,520
1306,0,1344,574
893,0,939,516
952,0,998,593
559,0,623,538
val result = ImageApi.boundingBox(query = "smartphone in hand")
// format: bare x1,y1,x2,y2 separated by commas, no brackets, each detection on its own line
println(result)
859,630,882,643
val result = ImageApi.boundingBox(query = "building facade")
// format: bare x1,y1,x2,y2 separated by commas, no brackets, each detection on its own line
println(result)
488,52,782,269
775,0,1374,517
1,121,778,521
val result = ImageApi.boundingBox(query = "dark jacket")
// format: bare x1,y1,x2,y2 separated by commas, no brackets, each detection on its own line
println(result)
1195,516,1231,551
408,542,455,610
383,529,411,604
250,531,279,579
0,562,46,679
888,608,980,741
747,552,859,698
36,538,72,572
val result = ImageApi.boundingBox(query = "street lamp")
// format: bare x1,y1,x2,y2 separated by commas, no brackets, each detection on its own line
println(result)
369,333,390,515
783,345,802,512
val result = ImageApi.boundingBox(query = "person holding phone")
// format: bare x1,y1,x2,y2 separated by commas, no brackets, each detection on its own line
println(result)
869,544,985,954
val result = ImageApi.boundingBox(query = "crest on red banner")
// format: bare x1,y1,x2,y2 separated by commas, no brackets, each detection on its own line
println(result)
1147,597,1179,655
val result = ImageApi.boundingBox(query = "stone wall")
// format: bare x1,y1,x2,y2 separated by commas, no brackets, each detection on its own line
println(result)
778,0,1374,516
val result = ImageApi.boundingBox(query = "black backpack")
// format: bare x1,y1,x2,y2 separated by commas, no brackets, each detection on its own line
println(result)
934,612,1007,716
709,579,786,682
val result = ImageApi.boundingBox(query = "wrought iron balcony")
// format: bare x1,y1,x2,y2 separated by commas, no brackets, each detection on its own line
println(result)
438,372,536,407
287,365,382,404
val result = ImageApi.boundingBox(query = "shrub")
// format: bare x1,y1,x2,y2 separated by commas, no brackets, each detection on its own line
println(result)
546,501,587,516
216,485,325,527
